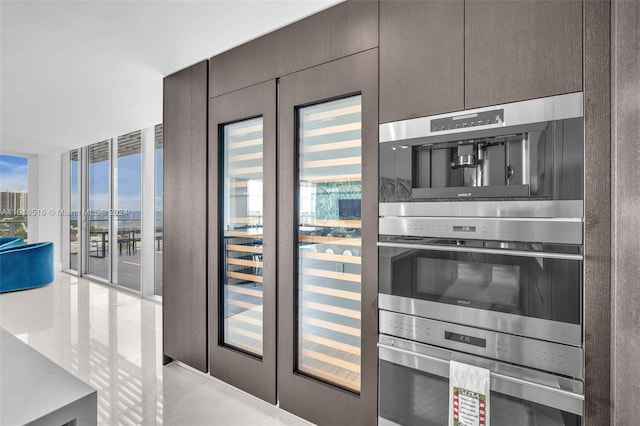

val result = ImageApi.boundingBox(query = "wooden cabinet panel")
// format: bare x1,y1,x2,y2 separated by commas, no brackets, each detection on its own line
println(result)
612,2,640,424
583,1,611,424
278,49,378,426
162,60,208,372
208,80,277,404
209,0,378,97
380,0,464,123
465,0,582,108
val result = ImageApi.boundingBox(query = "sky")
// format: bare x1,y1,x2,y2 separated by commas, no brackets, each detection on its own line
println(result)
90,153,141,212
87,149,163,213
0,155,28,190
0,149,163,211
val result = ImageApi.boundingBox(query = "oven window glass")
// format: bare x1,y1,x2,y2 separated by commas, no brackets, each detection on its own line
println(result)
379,360,581,426
416,258,521,308
379,247,581,325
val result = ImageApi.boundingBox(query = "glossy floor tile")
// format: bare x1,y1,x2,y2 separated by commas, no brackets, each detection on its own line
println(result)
0,273,312,426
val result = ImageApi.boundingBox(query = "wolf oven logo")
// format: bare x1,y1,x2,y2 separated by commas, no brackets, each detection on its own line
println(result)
457,300,471,305
457,192,472,197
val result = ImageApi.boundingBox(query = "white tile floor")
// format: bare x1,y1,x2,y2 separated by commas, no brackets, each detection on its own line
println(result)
0,273,312,426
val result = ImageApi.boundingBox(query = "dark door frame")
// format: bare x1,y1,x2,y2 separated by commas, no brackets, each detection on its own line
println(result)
277,49,379,426
208,79,278,404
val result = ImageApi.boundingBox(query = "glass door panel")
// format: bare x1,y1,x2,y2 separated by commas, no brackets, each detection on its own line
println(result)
70,149,79,272
296,95,362,392
114,131,142,291
210,79,276,404
87,140,110,280
222,117,264,357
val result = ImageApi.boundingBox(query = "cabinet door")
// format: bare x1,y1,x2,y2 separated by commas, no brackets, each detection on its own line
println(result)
209,0,378,97
163,60,208,372
278,49,378,425
208,80,277,403
379,0,464,123
465,0,582,108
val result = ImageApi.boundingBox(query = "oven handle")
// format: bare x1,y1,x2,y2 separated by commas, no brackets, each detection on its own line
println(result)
377,241,583,260
378,343,584,416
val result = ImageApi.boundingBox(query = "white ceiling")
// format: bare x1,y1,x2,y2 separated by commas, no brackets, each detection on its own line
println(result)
0,0,342,156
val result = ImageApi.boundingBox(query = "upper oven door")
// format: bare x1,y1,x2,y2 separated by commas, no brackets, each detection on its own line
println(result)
378,237,582,346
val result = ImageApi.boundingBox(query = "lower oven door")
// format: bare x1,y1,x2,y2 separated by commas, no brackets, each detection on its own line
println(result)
378,336,584,426
378,238,583,346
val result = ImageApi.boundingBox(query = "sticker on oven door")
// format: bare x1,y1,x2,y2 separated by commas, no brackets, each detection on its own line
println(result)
449,360,490,426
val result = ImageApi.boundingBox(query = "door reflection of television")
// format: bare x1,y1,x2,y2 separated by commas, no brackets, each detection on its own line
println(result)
339,199,361,220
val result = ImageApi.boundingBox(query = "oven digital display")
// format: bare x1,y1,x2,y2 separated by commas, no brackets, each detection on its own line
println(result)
453,226,476,232
445,331,486,348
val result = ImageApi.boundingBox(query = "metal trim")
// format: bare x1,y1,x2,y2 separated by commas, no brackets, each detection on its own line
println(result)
141,126,156,299
378,342,584,416
109,137,115,284
377,241,583,260
379,216,583,245
380,92,583,143
378,294,582,347
61,151,71,272
379,200,583,218
412,184,530,200
379,200,584,218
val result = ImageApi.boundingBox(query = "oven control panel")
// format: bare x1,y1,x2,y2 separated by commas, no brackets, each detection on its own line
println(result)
379,310,583,380
431,109,504,132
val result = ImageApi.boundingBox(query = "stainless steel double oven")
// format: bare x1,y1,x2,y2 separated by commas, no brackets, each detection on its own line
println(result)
378,93,585,425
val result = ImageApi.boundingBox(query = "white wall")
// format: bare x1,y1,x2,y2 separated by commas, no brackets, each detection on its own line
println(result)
27,153,63,271
26,156,39,242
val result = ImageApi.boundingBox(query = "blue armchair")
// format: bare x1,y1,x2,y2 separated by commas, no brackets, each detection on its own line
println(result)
0,241,54,293
0,236,24,251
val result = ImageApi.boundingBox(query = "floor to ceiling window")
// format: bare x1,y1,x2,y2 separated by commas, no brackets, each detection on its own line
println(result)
114,131,142,291
64,124,162,299
69,149,79,272
0,155,29,242
87,140,110,281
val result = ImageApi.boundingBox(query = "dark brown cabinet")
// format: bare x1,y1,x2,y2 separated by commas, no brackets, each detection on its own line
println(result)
379,0,464,123
465,0,583,108
208,80,277,404
206,49,379,423
278,48,378,426
209,0,378,98
380,0,583,121
162,60,208,372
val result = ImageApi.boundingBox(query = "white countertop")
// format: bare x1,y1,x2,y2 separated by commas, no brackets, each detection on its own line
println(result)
0,327,97,426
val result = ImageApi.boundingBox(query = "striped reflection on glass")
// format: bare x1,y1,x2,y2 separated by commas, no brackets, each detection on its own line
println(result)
296,95,362,392
87,140,110,281
222,117,264,357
